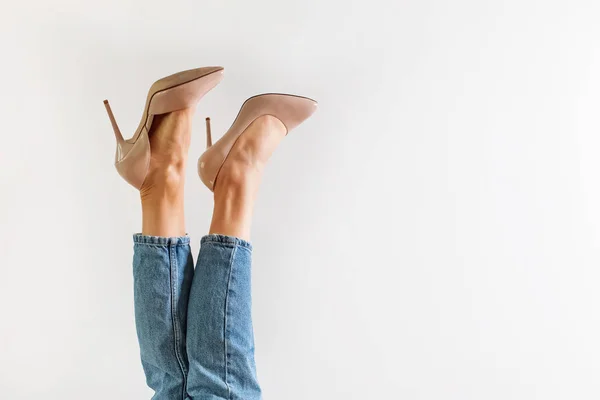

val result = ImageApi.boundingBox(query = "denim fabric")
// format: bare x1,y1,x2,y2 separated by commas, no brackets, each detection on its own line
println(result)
132,234,261,400
133,235,194,399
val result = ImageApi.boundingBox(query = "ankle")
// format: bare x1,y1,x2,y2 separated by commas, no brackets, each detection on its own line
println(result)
217,161,259,188
141,167,185,201
214,161,264,205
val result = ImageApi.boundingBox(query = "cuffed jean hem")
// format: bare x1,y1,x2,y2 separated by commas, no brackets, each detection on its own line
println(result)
133,234,190,246
201,234,253,251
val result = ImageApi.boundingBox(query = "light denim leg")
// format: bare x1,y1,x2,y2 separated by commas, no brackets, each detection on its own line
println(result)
186,234,262,400
133,234,194,400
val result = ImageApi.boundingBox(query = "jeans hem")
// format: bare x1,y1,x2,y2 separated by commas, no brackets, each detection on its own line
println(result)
201,234,253,251
133,234,190,246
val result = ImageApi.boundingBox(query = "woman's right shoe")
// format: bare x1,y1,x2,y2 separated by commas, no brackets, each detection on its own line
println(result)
197,93,318,191
103,66,224,189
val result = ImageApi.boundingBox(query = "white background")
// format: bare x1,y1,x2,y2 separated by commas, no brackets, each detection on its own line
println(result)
2,0,600,399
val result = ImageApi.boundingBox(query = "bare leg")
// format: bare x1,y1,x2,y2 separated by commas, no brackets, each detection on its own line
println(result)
209,115,287,240
140,109,193,236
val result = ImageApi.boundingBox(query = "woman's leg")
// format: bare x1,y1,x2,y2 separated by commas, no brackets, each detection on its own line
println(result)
186,116,287,400
132,110,195,399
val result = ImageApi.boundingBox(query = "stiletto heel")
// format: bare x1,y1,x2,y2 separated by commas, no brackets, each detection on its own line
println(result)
103,100,124,145
103,66,224,189
197,93,317,191
205,117,213,148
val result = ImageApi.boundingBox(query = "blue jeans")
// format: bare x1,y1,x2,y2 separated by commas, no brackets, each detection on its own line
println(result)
133,234,261,400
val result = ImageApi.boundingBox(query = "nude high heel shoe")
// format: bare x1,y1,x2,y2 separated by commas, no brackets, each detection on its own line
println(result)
103,66,224,189
198,93,318,191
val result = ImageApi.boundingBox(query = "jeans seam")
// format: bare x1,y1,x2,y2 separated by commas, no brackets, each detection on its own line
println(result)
169,243,188,400
223,245,237,400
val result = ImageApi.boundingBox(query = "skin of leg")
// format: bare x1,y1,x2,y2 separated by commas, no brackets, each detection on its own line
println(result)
141,108,193,237
209,115,287,241
185,115,287,399
132,108,195,399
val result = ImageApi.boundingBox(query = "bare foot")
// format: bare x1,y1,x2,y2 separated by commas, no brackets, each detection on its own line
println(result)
209,115,287,240
140,108,194,236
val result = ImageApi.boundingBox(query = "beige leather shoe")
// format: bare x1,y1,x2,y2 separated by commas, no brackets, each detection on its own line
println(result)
103,66,224,189
198,93,317,191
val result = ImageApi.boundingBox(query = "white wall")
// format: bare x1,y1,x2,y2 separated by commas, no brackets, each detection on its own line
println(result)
2,0,600,398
